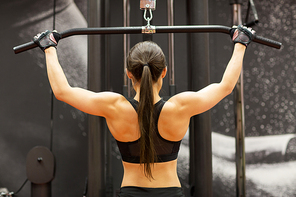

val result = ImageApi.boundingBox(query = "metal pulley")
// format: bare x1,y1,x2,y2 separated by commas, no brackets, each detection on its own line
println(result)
140,0,156,10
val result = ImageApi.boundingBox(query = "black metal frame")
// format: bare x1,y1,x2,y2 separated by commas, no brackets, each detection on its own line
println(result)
231,2,246,196
13,25,281,54
244,0,259,27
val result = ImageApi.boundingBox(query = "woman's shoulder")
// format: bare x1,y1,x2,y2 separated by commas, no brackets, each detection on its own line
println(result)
90,92,132,118
165,91,196,108
161,91,199,119
98,91,128,104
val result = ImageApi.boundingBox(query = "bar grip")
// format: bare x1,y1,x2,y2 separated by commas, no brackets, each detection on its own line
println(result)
253,35,282,49
13,41,38,54
13,25,282,54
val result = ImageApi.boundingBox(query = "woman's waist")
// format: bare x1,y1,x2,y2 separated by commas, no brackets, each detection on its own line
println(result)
121,161,181,188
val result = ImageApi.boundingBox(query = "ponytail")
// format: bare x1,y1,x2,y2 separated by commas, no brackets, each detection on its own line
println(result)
138,65,156,180
126,41,167,180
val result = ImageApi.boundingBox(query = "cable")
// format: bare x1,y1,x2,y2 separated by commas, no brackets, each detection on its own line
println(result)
82,177,88,197
49,0,56,152
53,0,56,30
13,178,29,195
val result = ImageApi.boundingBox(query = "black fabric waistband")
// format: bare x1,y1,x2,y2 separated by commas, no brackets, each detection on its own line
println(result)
118,186,185,197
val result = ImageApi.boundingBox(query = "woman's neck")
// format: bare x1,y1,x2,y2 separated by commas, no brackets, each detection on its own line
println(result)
133,83,162,103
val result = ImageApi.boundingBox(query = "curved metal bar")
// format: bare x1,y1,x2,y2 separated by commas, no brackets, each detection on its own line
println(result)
13,25,282,54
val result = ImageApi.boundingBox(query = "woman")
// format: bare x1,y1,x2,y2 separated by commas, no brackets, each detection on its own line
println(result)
33,25,254,196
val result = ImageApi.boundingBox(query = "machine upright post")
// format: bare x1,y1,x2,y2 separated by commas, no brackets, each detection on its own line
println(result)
187,0,212,196
123,0,131,98
167,0,176,97
230,0,246,196
87,0,107,196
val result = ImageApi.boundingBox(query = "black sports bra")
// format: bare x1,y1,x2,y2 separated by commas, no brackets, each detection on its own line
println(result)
115,99,182,163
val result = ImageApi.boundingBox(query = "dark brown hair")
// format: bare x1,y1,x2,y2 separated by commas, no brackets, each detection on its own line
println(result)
127,41,166,179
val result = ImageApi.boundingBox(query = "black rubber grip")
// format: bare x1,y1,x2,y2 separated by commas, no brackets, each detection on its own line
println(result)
13,41,37,54
13,25,282,54
253,35,282,49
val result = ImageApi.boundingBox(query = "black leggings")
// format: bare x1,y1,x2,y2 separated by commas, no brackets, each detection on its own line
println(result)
118,186,185,197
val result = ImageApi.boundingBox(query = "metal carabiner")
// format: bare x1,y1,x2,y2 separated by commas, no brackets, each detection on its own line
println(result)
143,8,153,26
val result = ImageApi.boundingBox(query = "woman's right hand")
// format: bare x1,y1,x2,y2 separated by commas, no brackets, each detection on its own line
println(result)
230,25,256,47
33,30,61,51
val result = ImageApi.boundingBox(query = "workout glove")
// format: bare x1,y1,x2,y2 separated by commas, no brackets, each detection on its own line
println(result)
230,25,255,47
33,30,61,51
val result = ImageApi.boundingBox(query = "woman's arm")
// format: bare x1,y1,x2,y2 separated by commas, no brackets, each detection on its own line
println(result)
167,25,255,118
168,43,245,117
33,31,123,118
44,47,122,118
44,47,69,99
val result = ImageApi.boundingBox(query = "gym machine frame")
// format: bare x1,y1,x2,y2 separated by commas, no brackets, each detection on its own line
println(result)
231,0,259,196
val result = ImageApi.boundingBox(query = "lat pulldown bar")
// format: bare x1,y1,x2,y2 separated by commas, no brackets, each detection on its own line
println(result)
13,25,282,54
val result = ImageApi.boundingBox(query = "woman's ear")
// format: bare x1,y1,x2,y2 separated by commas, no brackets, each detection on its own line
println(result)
161,67,167,78
126,69,133,79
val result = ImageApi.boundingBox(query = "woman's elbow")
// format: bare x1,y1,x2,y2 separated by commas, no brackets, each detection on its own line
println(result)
225,87,234,96
53,90,64,101
221,82,235,96
52,87,69,101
